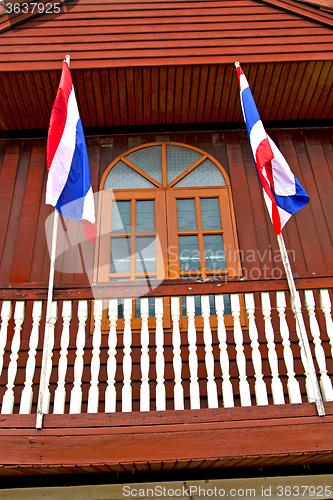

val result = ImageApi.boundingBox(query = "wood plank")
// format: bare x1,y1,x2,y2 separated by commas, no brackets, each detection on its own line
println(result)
0,73,23,130
203,64,217,123
83,69,98,128
0,142,20,264
0,141,31,283
210,64,225,123
151,66,159,125
9,141,46,283
195,64,209,123
100,68,113,127
173,65,183,124
91,69,105,127
188,65,201,124
166,66,175,124
109,68,121,127
134,67,143,126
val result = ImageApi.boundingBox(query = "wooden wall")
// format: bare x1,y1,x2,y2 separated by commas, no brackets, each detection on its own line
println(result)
0,127,333,285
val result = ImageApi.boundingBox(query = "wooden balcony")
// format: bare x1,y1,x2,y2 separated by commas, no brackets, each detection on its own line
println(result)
1,276,333,476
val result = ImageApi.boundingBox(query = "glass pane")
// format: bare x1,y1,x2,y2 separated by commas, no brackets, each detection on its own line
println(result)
135,297,155,318
178,235,200,272
204,234,226,271
173,158,226,187
181,295,201,317
136,200,155,232
110,237,130,273
104,160,156,189
200,198,222,230
136,237,156,272
176,199,197,231
166,145,202,184
126,146,163,184
111,200,131,233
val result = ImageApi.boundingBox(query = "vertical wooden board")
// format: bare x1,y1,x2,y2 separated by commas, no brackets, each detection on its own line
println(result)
195,64,209,123
0,98,9,130
290,61,317,120
173,65,184,124
72,70,90,128
297,61,324,120
277,130,324,273
292,131,333,273
151,66,159,125
91,69,105,127
225,67,239,123
262,63,283,122
0,141,31,283
159,66,167,124
125,67,135,127
203,64,217,123
100,68,113,127
0,73,23,130
181,65,192,124
83,69,98,128
283,62,307,121
304,130,333,241
269,62,291,121
117,68,128,126
276,62,299,121
218,64,233,122
0,78,16,130
109,68,121,127
321,83,333,120
32,71,50,127
23,72,45,129
210,64,225,123
40,70,56,116
134,67,143,126
143,66,152,126
10,141,46,283
0,142,20,263
49,69,61,97
307,61,333,120
233,63,252,123
30,184,53,283
0,139,7,173
224,131,260,274
166,66,175,124
256,63,274,117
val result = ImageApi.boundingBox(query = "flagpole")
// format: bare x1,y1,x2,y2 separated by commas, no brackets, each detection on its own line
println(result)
277,232,325,416
36,55,71,430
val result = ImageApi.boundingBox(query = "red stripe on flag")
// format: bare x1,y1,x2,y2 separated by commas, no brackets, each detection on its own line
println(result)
46,62,73,172
255,138,281,234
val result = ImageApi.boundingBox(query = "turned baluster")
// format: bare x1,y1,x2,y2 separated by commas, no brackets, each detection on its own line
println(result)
53,300,72,414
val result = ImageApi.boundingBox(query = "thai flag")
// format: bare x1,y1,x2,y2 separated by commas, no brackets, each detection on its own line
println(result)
235,62,309,235
46,59,97,243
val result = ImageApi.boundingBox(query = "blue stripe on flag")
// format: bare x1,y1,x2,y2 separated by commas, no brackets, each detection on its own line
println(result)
56,119,91,220
241,86,262,137
273,176,310,215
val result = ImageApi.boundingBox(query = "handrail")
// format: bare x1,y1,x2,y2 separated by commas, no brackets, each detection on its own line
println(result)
0,274,333,300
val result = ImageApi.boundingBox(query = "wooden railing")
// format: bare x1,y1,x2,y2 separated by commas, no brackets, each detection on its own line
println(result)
0,277,333,416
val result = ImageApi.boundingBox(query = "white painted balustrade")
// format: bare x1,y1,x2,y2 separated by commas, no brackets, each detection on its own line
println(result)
0,289,333,415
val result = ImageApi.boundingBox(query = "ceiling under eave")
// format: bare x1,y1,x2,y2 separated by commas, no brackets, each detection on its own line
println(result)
0,0,332,131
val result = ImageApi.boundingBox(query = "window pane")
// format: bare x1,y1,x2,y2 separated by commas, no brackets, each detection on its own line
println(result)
135,297,155,318
110,237,131,273
176,199,197,231
204,234,226,271
136,200,155,232
111,201,131,233
104,160,156,189
200,198,222,230
173,158,226,187
166,145,202,184
136,237,156,272
126,146,163,184
178,235,200,272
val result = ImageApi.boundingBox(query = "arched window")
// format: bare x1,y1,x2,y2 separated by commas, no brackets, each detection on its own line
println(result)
96,142,241,284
